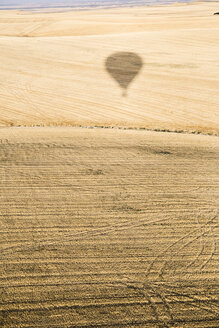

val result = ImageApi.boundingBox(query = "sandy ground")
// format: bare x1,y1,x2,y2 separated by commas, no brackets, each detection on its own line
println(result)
0,2,218,134
0,127,218,327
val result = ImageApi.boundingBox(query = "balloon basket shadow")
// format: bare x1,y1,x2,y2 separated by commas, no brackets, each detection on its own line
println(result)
122,90,127,97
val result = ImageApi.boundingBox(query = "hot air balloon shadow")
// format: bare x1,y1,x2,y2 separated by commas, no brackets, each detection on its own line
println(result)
105,52,143,97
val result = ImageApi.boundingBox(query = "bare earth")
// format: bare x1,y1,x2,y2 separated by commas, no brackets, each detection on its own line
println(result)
0,2,219,134
0,1,219,328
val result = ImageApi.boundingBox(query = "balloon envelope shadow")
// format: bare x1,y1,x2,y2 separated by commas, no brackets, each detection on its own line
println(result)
105,52,143,96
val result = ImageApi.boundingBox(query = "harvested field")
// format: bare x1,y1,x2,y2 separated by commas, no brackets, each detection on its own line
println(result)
0,2,219,134
0,127,218,327
0,1,219,326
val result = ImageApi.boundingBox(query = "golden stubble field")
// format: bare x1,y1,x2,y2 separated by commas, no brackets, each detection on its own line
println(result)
0,1,219,327
0,127,218,327
0,2,219,134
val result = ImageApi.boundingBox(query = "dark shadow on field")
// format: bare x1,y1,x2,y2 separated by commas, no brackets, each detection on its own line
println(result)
105,52,143,96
